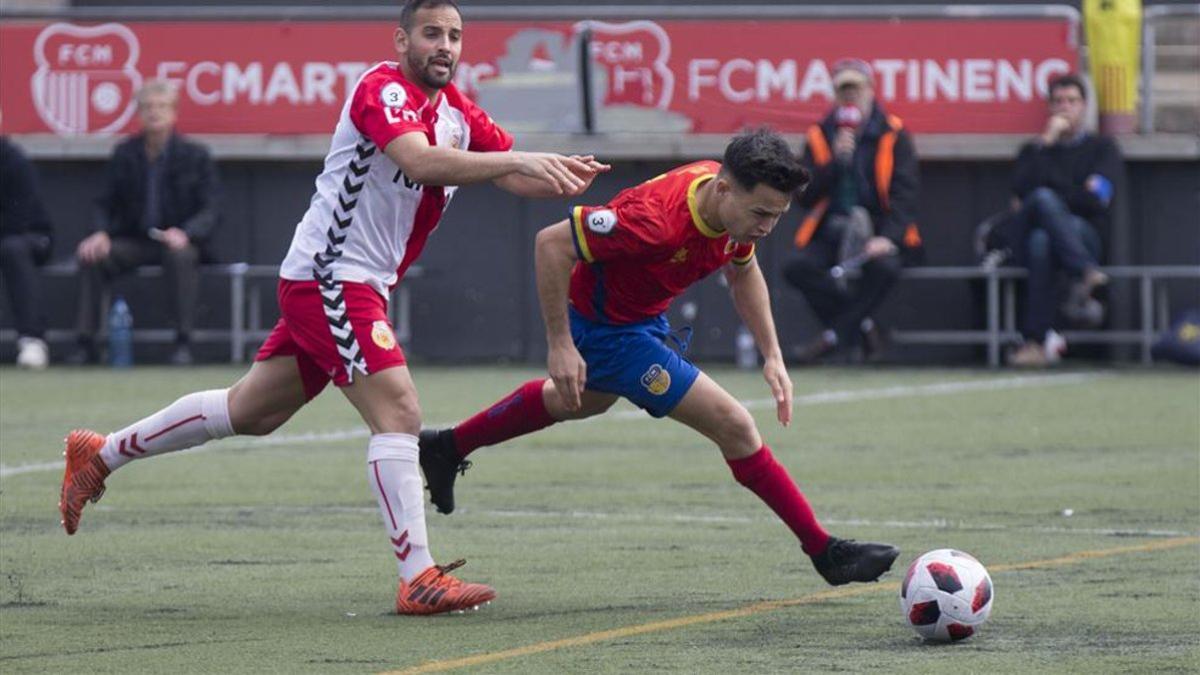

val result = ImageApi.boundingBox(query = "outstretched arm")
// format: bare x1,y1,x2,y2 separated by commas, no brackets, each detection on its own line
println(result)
496,155,611,198
725,258,793,426
384,132,592,194
535,220,587,411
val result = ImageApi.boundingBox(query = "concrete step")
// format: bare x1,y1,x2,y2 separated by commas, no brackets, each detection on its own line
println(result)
1155,105,1200,133
1155,45,1200,70
1154,18,1199,46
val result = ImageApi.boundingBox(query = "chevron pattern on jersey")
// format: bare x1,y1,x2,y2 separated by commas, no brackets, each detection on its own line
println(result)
312,137,377,381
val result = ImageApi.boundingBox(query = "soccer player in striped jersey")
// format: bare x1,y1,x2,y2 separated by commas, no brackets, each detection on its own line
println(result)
58,0,608,615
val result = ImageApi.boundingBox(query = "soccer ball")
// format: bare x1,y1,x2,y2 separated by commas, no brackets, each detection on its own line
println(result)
899,548,993,642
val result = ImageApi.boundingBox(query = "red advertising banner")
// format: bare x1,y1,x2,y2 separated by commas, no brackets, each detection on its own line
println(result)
0,19,1076,137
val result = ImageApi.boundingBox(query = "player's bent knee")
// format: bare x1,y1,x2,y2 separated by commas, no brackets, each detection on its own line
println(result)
716,406,761,456
370,392,422,434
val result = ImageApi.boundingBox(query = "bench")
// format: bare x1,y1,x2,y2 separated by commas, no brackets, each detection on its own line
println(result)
0,262,422,363
5,262,1196,367
885,265,1200,367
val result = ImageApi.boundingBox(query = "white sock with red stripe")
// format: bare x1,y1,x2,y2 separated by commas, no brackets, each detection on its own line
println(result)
366,433,435,582
99,389,235,471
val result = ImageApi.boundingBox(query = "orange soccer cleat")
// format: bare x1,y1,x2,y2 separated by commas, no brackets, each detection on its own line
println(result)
396,559,496,615
59,429,110,535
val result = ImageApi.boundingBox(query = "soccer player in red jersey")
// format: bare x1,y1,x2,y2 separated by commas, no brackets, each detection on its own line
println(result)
421,129,900,586
58,0,608,615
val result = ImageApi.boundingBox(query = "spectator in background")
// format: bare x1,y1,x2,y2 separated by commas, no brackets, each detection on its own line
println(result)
0,133,54,369
1003,73,1119,367
783,59,922,363
71,80,219,366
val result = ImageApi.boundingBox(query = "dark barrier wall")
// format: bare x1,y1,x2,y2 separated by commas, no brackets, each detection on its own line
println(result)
11,153,1198,364
71,0,1200,7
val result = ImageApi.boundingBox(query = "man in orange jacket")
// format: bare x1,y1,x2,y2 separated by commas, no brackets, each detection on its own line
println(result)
783,59,922,362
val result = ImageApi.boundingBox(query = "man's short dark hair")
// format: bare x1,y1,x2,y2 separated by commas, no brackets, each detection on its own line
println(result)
722,127,810,194
400,0,461,31
1048,73,1087,101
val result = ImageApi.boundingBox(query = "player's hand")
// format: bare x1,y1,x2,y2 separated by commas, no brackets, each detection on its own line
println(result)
762,356,793,427
515,152,591,195
1042,115,1071,145
160,227,191,251
547,338,587,412
76,231,111,264
864,236,897,259
562,155,611,196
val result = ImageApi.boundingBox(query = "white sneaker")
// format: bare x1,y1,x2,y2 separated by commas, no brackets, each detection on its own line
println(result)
16,337,49,370
1043,330,1067,364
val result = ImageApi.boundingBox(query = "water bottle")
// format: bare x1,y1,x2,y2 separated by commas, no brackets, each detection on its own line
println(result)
735,325,757,370
108,295,134,368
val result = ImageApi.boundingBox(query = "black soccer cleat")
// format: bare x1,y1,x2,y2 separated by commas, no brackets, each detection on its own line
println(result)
810,536,900,586
418,428,470,515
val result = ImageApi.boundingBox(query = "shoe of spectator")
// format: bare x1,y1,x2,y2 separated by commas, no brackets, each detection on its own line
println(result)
792,333,837,364
860,321,886,362
16,337,49,370
169,343,194,366
1043,330,1067,365
1082,268,1109,290
1063,295,1106,329
1064,268,1108,328
1009,342,1049,368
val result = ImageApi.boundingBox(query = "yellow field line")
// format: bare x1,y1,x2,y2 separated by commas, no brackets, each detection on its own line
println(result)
382,536,1200,675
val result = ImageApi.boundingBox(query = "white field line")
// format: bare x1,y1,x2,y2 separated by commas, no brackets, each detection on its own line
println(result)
0,373,1099,479
87,503,1194,539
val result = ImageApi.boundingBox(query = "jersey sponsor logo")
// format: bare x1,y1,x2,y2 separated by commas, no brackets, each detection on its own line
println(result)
671,247,689,264
586,209,617,235
371,320,397,350
640,364,671,395
381,82,407,108
31,23,142,136
393,168,422,191
385,106,420,125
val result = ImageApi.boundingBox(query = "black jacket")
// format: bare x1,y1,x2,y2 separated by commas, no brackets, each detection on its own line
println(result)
94,132,220,249
0,137,54,255
797,103,920,248
1011,133,1122,237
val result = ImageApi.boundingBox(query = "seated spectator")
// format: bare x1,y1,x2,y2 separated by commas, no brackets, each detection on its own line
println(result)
71,80,220,366
0,134,54,369
783,59,922,362
1003,73,1119,367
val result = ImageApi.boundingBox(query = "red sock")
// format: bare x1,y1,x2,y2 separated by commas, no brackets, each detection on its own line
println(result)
452,379,557,457
727,445,830,556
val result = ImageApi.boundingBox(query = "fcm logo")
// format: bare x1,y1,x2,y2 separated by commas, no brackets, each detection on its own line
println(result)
31,23,142,136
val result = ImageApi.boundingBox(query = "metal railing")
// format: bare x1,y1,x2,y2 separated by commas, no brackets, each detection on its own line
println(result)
0,263,421,363
884,264,1200,367
1140,3,1200,133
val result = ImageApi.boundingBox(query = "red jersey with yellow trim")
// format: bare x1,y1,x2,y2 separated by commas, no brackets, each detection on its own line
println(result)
568,160,755,324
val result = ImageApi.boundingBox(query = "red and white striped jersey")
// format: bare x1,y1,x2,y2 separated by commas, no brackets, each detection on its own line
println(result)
279,61,513,296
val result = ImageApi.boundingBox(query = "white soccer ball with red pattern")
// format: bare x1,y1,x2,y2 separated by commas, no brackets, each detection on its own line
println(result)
899,548,993,642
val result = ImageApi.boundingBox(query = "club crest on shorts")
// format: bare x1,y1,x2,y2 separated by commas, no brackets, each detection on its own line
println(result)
371,321,397,350
640,364,671,395
586,209,617,235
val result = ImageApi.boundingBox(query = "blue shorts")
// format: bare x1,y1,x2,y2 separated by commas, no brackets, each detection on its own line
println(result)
569,307,700,418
